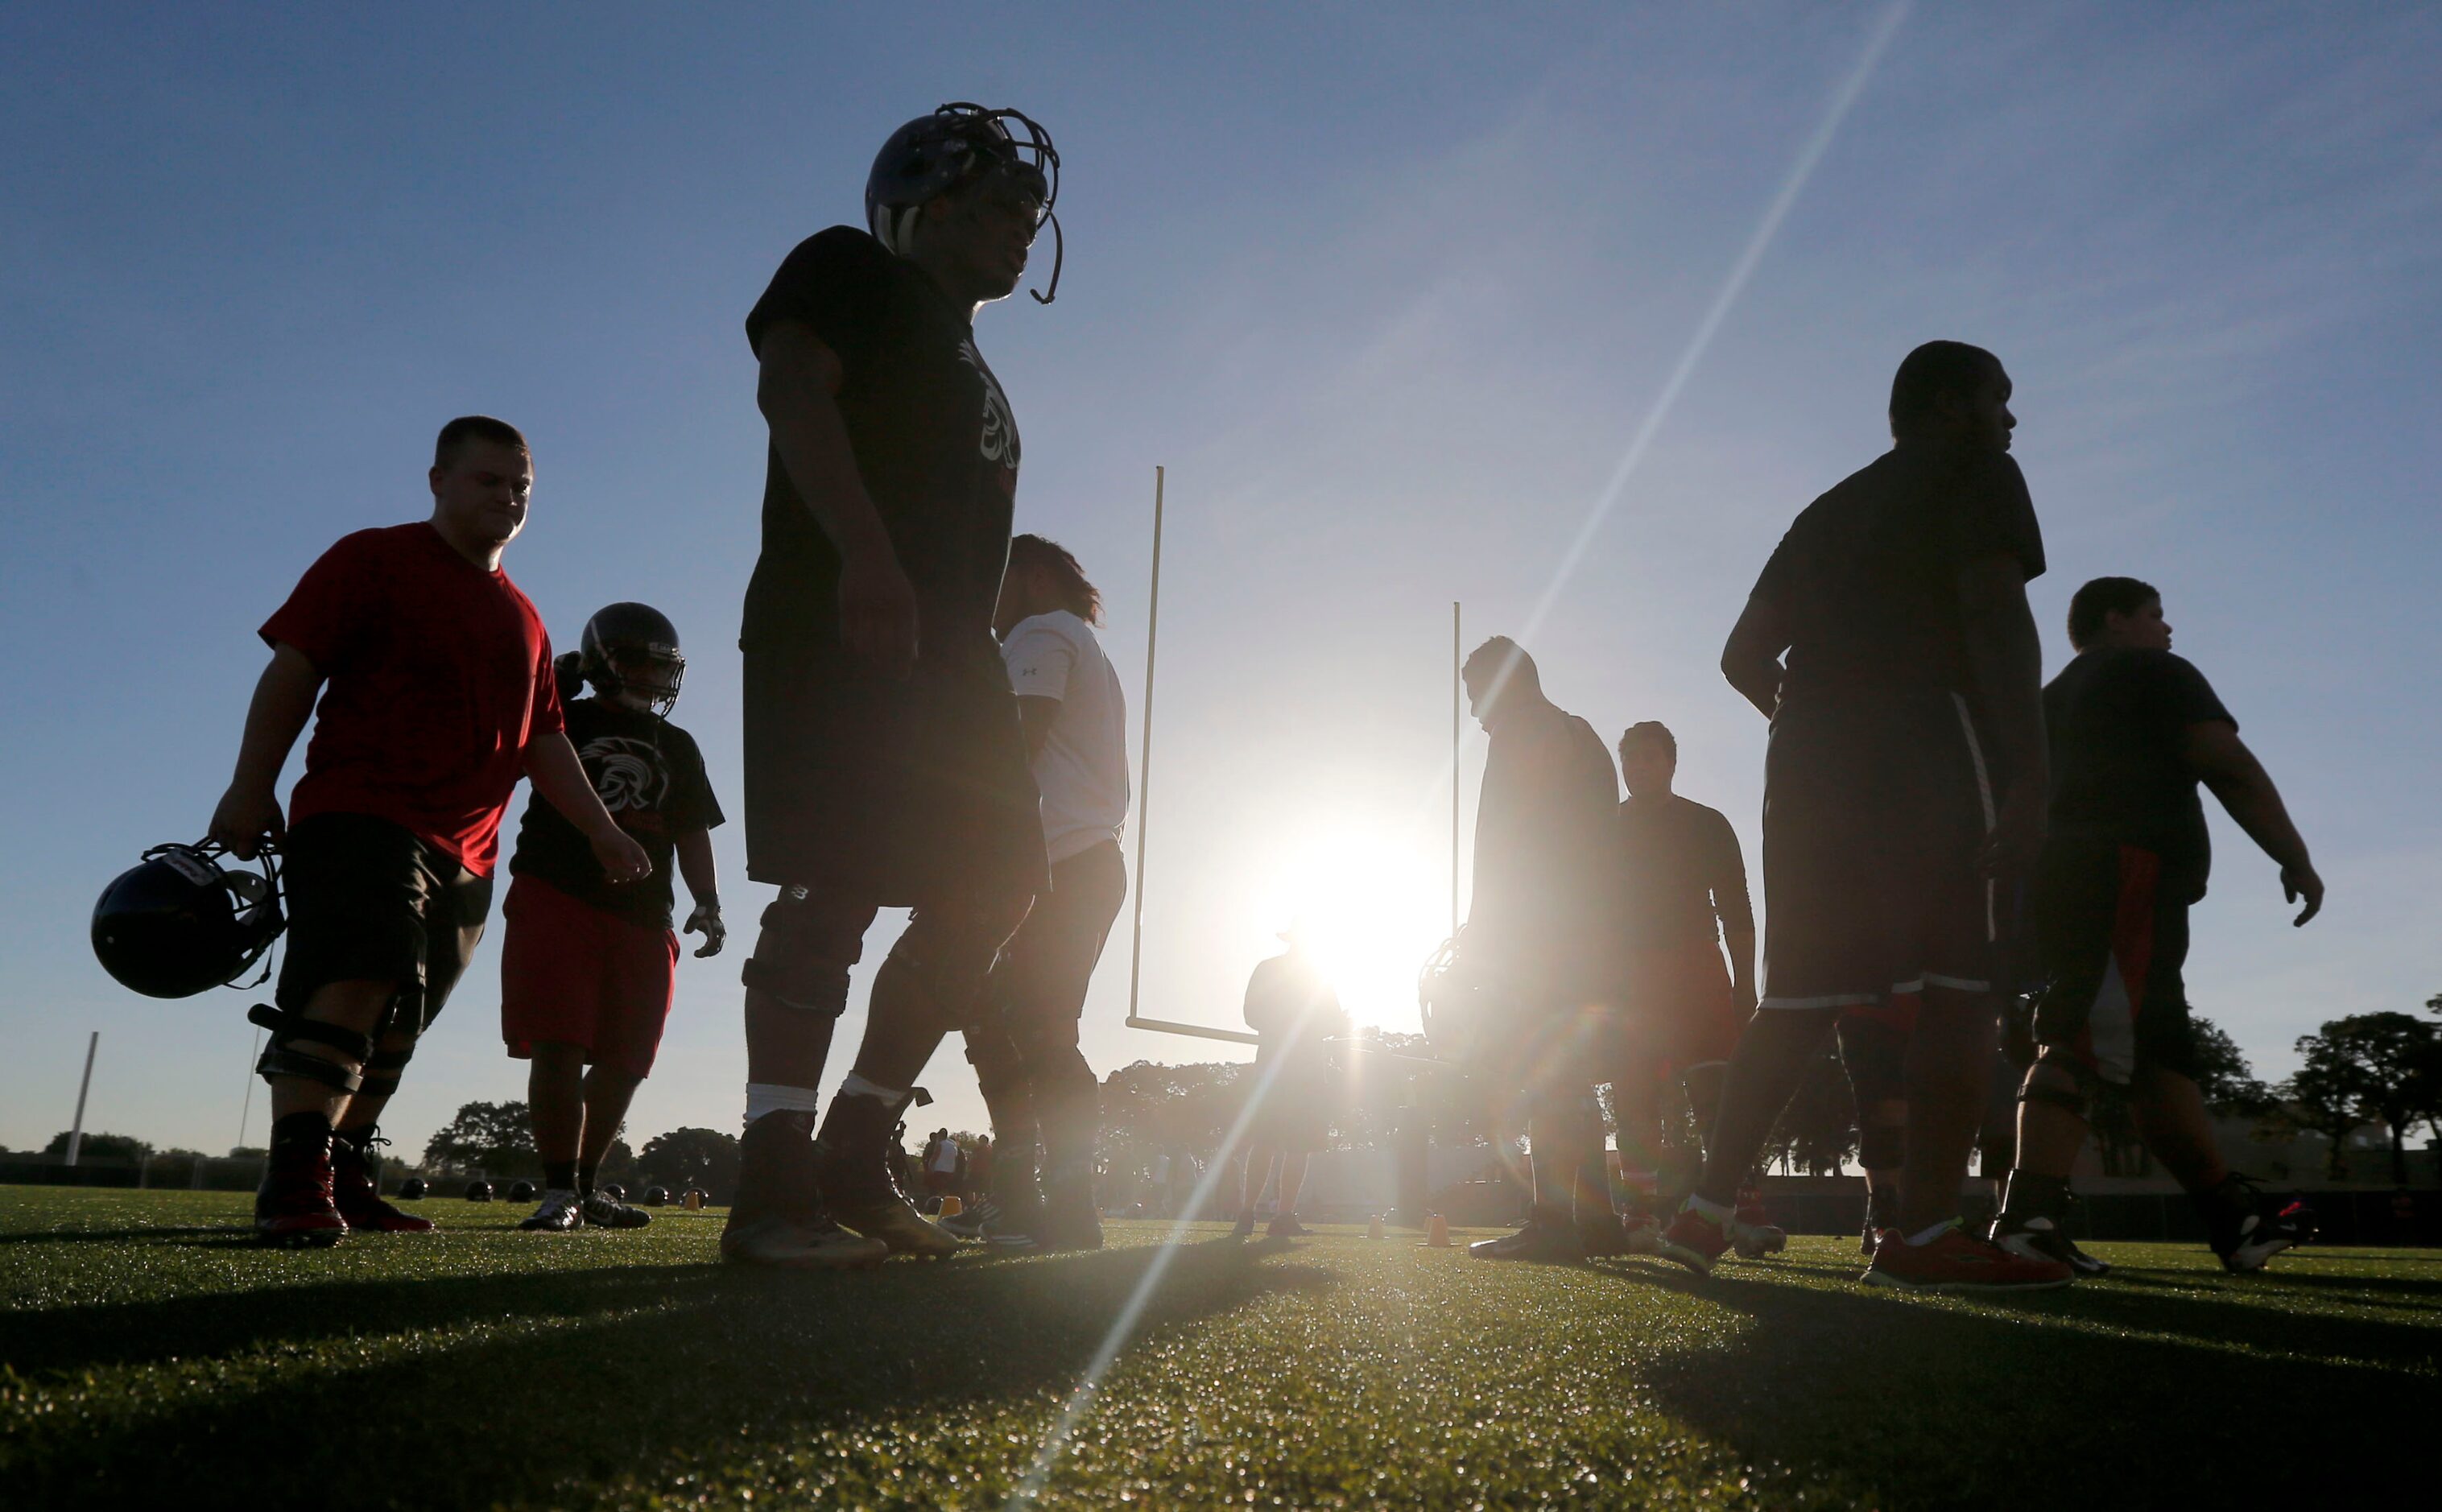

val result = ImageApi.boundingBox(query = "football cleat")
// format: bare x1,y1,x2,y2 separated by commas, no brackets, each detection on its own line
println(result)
718,1213,889,1269
816,1097,963,1259
254,1155,346,1248
1657,1208,1731,1276
581,1192,652,1229
1230,1212,1257,1240
1990,1213,2110,1276
331,1134,434,1234
1266,1214,1313,1239
2205,1177,2316,1273
1469,1217,1586,1263
519,1190,584,1232
1862,1223,2073,1292
1732,1188,1787,1259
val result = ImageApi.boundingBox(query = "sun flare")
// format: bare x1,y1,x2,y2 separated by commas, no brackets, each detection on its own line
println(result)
1250,824,1448,1035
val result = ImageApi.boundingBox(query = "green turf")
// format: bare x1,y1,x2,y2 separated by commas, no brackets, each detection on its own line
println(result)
2,1188,2435,1508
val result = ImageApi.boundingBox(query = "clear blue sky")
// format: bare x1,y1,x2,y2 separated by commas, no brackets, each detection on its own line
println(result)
5,2,2436,1159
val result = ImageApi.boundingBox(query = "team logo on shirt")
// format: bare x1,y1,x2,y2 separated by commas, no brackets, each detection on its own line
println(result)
958,339,1019,470
583,736,669,814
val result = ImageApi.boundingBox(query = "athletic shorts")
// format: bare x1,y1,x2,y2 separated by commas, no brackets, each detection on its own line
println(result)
498,875,680,1078
1610,937,1744,1080
275,812,491,1035
741,636,1048,906
1759,691,1997,1008
1835,993,1919,1107
982,840,1127,1043
2028,838,2195,1085
1248,1060,1333,1154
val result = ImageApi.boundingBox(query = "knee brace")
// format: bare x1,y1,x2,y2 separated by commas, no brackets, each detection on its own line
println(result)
249,1002,372,1094
2017,1050,2096,1121
356,1047,414,1101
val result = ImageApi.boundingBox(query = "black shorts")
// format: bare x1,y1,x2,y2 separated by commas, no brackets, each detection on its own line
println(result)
2028,838,2195,1084
1835,994,1918,1107
741,636,1047,907
985,841,1127,1039
1759,691,1996,1009
275,812,492,1037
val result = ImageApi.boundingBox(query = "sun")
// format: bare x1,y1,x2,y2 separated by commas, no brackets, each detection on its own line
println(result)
1250,823,1448,1035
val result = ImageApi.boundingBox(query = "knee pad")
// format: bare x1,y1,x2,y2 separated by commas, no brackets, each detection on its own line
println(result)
1856,1120,1904,1171
249,1002,372,1093
883,914,1004,1024
2018,1051,2096,1120
741,889,865,1015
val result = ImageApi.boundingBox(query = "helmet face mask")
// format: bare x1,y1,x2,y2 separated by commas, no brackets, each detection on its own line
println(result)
92,839,285,998
867,102,1064,304
579,602,685,718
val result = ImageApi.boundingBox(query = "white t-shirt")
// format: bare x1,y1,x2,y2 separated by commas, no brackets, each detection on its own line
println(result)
1001,609,1130,864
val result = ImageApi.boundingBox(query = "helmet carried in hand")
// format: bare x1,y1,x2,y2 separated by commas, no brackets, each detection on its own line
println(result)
91,839,285,998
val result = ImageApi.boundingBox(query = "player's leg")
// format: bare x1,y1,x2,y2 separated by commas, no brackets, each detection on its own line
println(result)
725,887,888,1267
1835,1001,1911,1252
1473,1083,1599,1262
514,1042,589,1231
1005,844,1126,1250
956,1009,1043,1243
817,889,1030,1255
573,913,676,1230
1266,1150,1314,1237
1234,1146,1276,1237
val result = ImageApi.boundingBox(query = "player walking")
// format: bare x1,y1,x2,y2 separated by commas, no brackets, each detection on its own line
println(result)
503,604,726,1233
1991,576,2323,1274
1233,929,1350,1239
1606,721,1762,1250
1659,342,2072,1290
722,104,1063,1268
1456,638,1625,1263
948,535,1130,1250
210,417,651,1246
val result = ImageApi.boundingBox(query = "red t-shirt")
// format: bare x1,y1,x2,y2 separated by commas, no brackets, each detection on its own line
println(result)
260,523,564,876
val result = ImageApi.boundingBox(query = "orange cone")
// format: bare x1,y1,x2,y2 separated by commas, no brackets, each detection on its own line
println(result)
1366,1214,1385,1240
938,1195,963,1218
683,1189,704,1212
1420,1212,1451,1248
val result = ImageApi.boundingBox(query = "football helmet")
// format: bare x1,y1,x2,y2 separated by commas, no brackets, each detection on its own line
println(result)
91,839,284,998
1416,929,1517,1080
578,601,684,717
867,101,1063,304
465,1179,494,1202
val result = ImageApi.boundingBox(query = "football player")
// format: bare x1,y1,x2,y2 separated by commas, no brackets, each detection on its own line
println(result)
209,417,650,1246
723,105,1063,1267
501,604,727,1233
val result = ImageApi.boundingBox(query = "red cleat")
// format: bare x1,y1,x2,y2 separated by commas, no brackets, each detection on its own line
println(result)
1861,1223,2072,1292
332,1137,434,1234
1658,1208,1731,1276
1732,1188,1787,1258
254,1154,347,1248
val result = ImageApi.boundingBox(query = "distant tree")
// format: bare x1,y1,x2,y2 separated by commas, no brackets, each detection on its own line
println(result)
2188,1015,2276,1119
420,1101,538,1175
2288,1014,2441,1185
43,1131,152,1163
635,1127,740,1200
1766,1049,1856,1176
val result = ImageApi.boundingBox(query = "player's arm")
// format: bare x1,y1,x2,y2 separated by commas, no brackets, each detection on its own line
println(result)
1017,694,1060,758
1719,594,1789,721
209,642,324,859
1956,553,2047,875
525,733,651,882
1712,817,1758,1013
2184,720,2322,925
676,827,726,956
756,319,917,673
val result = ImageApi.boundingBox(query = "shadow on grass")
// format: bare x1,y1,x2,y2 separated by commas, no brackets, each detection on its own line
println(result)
1622,1263,2432,1509
2,1240,1334,1510
0,1225,232,1247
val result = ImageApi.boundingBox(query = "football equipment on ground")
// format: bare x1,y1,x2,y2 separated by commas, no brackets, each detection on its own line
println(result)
519,1190,584,1232
600,1183,625,1201
1732,1189,1787,1258
1861,1223,2073,1291
508,1180,538,1203
866,102,1064,304
93,839,284,998
1416,931,1515,1079
582,1191,651,1229
397,1176,428,1200
464,1180,493,1201
577,601,686,717
1658,1208,1731,1275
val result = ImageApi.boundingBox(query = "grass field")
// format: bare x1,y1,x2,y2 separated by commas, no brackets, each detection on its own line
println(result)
2,1187,2435,1509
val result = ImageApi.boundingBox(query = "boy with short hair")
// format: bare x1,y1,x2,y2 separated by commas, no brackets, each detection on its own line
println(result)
503,602,726,1232
209,416,650,1246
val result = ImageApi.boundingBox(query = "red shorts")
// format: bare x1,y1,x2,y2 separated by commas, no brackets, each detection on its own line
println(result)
498,874,679,1078
1611,936,1745,1082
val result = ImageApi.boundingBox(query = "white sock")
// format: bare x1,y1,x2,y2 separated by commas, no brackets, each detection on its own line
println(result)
1903,1219,1956,1247
744,1082,824,1125
1685,1194,1733,1223
837,1072,904,1104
